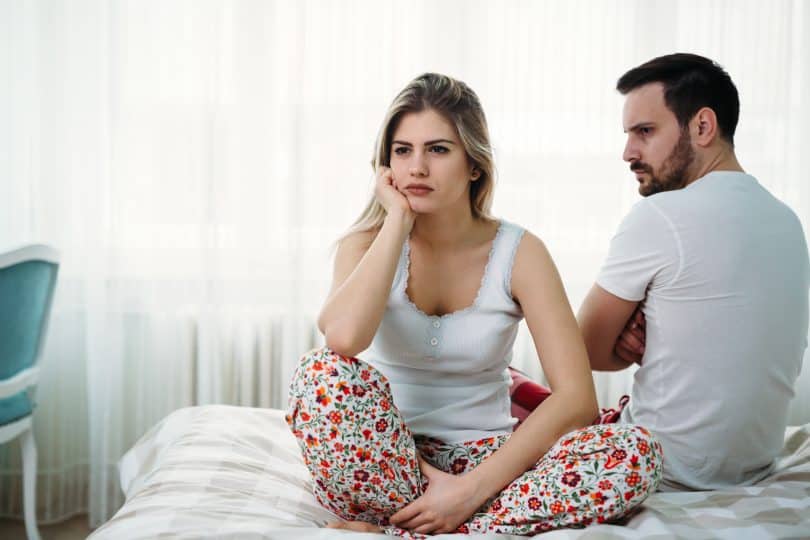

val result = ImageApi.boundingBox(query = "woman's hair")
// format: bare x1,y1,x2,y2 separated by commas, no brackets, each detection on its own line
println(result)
344,73,495,238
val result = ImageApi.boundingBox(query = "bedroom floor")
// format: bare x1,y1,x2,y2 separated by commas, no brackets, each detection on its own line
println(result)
0,514,92,540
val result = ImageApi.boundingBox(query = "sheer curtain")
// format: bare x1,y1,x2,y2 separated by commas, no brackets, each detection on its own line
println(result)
1,0,808,527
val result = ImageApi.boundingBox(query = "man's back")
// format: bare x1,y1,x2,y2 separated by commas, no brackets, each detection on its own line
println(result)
597,170,809,490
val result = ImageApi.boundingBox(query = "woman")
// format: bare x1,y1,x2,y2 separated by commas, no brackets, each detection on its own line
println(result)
286,73,661,537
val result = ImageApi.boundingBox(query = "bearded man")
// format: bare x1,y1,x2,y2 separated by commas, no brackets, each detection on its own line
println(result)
578,53,809,491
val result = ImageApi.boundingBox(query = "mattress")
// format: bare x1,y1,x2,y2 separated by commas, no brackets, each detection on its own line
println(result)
89,405,810,539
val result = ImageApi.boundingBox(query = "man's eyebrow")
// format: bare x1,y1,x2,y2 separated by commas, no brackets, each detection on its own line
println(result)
624,122,654,133
391,139,457,146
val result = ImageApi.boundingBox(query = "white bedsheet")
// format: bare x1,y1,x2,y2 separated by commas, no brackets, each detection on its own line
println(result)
89,405,810,539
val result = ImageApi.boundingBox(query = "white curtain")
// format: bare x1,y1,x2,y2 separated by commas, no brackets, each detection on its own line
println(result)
1,0,808,528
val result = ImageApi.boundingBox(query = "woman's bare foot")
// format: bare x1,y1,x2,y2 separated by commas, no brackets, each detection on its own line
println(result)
325,520,384,533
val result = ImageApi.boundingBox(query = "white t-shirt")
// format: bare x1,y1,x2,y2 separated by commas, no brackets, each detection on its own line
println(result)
597,171,809,490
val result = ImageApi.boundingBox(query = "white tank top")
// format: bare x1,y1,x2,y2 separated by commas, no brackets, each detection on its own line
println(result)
358,220,525,443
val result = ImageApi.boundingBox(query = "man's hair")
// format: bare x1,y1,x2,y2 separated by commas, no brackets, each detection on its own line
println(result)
617,53,739,145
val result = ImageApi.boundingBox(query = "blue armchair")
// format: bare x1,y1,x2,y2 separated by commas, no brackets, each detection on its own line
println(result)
0,244,59,540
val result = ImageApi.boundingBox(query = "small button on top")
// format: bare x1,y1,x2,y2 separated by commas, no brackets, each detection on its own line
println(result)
430,337,438,346
433,320,441,329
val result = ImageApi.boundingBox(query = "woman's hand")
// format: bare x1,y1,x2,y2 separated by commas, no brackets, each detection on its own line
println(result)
375,166,415,228
389,456,483,534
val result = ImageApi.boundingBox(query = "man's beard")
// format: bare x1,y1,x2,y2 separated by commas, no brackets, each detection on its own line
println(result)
631,128,695,197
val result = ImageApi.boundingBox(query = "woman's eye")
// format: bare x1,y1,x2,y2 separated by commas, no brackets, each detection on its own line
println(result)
429,145,449,154
393,147,410,155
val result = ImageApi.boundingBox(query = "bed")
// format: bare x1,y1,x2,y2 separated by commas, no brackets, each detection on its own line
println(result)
88,404,810,539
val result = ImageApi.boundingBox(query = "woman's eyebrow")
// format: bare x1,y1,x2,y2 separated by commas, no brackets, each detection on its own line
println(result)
391,139,457,146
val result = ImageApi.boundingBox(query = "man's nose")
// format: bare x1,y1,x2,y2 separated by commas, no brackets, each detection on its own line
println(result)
623,137,640,163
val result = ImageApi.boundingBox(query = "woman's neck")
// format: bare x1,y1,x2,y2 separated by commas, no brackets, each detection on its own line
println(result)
410,206,487,251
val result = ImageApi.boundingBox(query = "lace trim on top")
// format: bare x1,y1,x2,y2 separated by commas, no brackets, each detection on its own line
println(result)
401,220,505,320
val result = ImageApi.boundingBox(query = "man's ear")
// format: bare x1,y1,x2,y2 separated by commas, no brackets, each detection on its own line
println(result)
691,107,719,147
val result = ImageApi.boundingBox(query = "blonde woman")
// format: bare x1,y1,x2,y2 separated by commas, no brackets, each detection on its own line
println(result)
286,73,661,537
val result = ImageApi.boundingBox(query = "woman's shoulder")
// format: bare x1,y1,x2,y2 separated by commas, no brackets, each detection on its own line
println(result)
505,224,554,275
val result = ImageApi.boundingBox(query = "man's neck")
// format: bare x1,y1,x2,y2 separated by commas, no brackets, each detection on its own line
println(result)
686,145,744,186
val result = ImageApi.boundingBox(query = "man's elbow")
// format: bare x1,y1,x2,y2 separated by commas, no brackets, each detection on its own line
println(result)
587,349,633,372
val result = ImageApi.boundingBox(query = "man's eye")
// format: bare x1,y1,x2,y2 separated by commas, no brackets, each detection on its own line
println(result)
639,127,652,136
429,145,449,154
393,147,410,155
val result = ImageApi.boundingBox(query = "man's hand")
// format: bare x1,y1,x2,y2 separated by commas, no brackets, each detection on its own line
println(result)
614,307,645,365
389,456,481,534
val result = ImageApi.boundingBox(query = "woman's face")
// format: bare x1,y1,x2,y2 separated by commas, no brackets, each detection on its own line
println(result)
389,108,477,215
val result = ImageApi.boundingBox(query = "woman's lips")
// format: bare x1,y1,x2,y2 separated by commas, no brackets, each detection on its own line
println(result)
404,186,433,196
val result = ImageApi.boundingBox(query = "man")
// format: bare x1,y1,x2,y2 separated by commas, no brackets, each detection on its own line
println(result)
578,53,809,491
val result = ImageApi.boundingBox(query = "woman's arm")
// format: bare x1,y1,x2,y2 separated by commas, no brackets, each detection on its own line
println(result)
317,168,415,357
390,232,598,534
464,231,598,496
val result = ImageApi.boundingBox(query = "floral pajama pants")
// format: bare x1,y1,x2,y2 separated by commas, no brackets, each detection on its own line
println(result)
286,348,663,537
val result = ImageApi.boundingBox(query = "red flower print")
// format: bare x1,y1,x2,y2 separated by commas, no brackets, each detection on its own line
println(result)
451,457,469,474
527,497,542,511
349,503,364,515
305,434,319,447
388,491,398,501
329,367,339,377
520,483,530,495
312,360,324,371
354,470,369,482
300,411,311,422
334,442,344,452
611,449,627,461
554,450,569,461
490,500,502,512
360,370,371,381
637,439,650,455
600,430,615,439
590,491,606,505
315,387,331,406
549,500,564,514
355,448,371,462
396,456,408,466
352,385,366,398
362,429,372,440
335,381,350,394
598,480,613,490
375,419,388,432
561,472,581,487
329,426,339,440
626,472,641,487
320,459,330,468
328,411,342,424
380,398,390,411
624,491,635,501
630,455,640,470
371,475,382,486
457,525,469,534
580,432,595,442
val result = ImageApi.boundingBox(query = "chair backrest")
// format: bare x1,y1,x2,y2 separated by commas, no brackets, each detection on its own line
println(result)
0,245,60,382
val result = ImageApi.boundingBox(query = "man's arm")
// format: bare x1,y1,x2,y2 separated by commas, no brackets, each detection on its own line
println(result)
577,284,642,371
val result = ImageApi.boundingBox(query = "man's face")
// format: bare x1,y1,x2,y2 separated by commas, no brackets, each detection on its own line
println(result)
622,83,695,197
